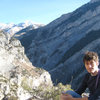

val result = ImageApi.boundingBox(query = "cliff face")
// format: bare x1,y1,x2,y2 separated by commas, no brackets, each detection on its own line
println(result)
18,0,100,88
0,30,53,100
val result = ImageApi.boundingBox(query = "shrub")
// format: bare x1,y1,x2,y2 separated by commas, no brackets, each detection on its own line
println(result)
31,83,72,100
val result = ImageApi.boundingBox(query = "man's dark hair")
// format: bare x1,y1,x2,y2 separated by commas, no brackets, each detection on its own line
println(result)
83,51,99,63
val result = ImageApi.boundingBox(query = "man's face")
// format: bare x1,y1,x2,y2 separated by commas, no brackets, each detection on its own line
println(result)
84,60,99,74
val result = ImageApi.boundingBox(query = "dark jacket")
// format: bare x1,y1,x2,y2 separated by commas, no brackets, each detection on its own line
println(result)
76,71,100,100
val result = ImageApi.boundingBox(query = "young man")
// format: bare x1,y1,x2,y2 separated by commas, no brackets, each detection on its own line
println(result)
60,51,100,100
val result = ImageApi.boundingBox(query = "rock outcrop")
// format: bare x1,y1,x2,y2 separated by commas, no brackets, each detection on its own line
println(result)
0,30,53,100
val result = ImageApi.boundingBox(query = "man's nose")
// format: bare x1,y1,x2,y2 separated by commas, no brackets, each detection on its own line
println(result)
88,65,92,68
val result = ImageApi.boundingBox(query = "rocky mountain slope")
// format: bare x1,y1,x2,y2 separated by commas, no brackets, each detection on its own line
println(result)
0,30,53,100
18,0,100,89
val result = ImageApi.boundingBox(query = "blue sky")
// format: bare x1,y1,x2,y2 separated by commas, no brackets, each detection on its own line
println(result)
0,0,90,25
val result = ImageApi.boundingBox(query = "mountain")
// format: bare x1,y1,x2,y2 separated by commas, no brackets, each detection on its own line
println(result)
17,0,100,89
0,30,53,100
91,0,99,3
0,21,44,37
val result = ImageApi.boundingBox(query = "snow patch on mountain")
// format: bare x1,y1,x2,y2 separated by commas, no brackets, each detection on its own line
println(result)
0,21,44,36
